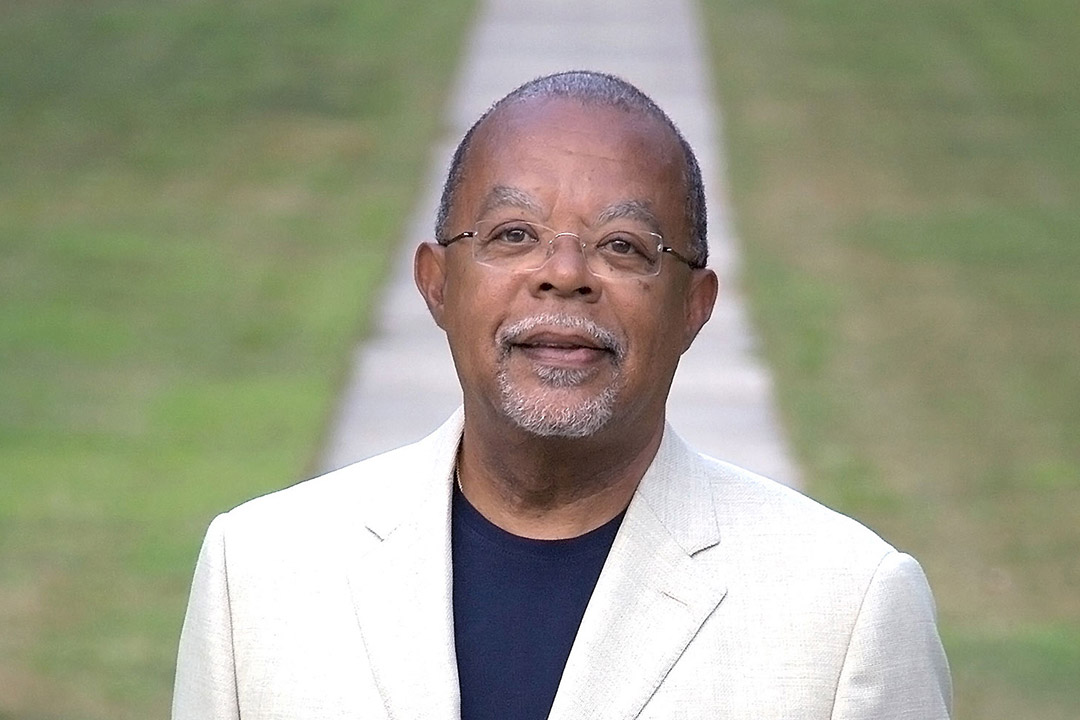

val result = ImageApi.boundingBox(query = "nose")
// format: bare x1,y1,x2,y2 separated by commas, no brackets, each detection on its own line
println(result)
530,232,599,300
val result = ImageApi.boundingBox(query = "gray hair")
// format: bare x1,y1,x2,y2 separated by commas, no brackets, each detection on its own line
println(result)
434,70,708,267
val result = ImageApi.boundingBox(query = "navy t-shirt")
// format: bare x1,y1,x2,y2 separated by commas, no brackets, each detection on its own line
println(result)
452,483,624,720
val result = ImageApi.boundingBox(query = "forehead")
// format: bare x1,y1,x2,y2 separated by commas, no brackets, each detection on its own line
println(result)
454,98,686,228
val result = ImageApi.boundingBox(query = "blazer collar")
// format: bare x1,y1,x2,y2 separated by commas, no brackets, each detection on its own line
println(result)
355,407,464,541
634,425,723,555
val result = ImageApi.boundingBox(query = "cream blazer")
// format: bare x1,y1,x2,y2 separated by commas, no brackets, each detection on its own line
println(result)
173,410,951,719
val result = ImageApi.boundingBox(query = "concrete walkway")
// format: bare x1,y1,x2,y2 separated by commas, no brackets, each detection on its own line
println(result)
320,0,799,487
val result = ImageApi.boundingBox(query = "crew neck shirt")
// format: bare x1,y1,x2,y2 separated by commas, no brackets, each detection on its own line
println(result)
451,484,624,720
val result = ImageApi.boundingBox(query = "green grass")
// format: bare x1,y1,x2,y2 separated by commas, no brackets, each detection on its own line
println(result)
0,0,476,716
4,1,1077,716
702,0,1080,717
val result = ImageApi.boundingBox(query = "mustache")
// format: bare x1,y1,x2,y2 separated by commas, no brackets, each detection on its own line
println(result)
497,313,626,363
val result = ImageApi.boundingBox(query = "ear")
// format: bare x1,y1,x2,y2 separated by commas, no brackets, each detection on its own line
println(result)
680,268,719,353
414,242,449,329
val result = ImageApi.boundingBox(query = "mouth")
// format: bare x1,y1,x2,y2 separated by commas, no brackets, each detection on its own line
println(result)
497,314,625,370
514,332,611,367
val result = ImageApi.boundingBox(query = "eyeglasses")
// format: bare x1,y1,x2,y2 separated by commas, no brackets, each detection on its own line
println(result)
437,219,702,278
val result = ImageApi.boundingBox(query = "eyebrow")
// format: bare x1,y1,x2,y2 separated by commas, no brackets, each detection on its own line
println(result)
478,185,544,217
595,200,662,234
477,189,663,234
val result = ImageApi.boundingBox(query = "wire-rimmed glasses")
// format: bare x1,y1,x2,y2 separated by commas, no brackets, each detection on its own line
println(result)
437,219,701,278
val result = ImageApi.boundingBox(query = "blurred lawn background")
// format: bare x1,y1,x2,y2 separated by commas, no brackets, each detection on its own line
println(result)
0,0,476,717
703,1,1079,718
1,0,1078,718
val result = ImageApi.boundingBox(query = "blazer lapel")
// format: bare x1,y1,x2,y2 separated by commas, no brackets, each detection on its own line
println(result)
548,428,728,720
343,412,463,719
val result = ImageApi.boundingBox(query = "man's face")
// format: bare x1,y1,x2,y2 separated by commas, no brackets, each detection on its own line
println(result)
417,98,716,442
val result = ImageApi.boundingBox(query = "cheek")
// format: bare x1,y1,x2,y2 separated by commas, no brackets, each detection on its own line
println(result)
442,270,514,359
623,288,692,366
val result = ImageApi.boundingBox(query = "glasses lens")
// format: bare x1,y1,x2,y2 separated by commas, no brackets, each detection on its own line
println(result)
473,220,548,268
469,219,664,277
587,231,663,277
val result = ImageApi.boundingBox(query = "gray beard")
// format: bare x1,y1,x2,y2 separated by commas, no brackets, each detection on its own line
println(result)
497,365,620,438
495,314,624,438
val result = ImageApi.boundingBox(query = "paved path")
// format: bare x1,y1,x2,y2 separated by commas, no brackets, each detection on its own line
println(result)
321,0,799,487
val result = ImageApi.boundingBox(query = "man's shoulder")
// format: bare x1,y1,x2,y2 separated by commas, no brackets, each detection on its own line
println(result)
226,443,405,519
215,411,462,540
651,444,916,629
665,435,896,568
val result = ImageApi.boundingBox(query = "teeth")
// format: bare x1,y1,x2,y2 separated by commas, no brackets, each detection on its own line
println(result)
523,342,589,349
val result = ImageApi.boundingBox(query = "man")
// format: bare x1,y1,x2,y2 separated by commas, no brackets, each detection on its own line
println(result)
173,71,951,719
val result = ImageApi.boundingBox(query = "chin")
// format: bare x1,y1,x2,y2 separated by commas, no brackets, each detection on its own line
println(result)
498,381,619,439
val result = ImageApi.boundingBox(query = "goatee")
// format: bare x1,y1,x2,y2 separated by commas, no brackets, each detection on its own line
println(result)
495,313,626,438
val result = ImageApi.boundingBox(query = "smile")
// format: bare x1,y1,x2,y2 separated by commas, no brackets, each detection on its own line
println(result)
514,337,612,369
497,314,626,370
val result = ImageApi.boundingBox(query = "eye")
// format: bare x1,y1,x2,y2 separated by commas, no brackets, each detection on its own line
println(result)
485,222,540,246
497,226,534,244
597,232,650,258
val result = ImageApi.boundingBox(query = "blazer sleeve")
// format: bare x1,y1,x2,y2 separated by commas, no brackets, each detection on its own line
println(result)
830,551,952,720
172,515,241,720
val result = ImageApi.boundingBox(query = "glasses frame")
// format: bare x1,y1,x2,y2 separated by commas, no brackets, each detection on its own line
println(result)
437,221,703,278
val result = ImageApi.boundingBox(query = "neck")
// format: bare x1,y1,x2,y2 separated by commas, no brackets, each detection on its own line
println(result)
456,413,665,540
